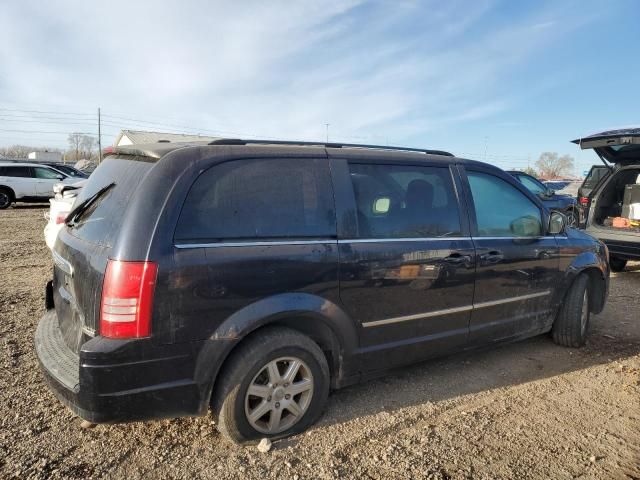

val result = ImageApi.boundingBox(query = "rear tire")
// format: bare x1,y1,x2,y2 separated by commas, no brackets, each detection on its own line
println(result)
212,327,330,444
552,274,590,348
0,188,12,209
609,257,627,272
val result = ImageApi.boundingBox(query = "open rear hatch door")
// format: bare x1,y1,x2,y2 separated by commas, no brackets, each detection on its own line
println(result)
572,127,640,165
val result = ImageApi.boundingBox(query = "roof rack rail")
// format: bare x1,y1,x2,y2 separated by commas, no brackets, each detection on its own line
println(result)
208,138,454,157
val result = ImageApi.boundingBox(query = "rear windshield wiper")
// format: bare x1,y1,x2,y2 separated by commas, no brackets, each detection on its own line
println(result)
65,182,115,228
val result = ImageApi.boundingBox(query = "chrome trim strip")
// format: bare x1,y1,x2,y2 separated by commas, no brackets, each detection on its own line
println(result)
363,305,474,327
52,251,73,277
175,239,336,249
471,236,557,240
472,290,551,309
362,290,551,328
176,236,556,248
338,237,469,244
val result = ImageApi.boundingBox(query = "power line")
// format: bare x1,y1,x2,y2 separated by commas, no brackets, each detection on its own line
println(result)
0,128,97,135
0,107,95,116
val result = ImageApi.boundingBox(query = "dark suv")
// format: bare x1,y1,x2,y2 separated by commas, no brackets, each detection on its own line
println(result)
507,171,578,226
36,140,609,444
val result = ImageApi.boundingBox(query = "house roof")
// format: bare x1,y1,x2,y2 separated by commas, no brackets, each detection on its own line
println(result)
114,129,219,146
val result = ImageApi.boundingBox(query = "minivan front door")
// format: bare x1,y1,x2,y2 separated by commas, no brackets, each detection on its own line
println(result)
331,158,475,372
463,168,561,343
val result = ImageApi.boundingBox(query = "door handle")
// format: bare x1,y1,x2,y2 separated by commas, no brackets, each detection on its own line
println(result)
480,251,504,264
443,253,472,265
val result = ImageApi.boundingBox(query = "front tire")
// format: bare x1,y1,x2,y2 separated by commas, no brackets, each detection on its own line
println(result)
212,327,330,444
552,274,590,348
0,188,12,209
609,256,627,272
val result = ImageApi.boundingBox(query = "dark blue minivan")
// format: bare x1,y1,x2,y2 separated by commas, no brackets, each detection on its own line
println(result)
36,140,609,444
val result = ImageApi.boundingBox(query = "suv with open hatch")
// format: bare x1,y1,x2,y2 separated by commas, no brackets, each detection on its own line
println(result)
35,139,609,444
572,127,640,271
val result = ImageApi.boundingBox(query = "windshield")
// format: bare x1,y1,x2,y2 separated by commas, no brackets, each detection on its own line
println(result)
67,155,153,247
517,174,546,194
55,165,87,178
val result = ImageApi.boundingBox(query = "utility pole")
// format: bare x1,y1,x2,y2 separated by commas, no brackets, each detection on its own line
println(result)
98,107,103,164
483,136,488,162
325,123,330,143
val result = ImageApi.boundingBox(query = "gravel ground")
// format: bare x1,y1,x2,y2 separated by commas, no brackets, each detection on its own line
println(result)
1,206,639,479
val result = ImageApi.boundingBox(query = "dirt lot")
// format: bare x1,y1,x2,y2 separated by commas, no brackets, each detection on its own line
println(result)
0,206,639,479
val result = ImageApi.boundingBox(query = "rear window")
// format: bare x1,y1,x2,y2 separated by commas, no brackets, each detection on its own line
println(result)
175,158,336,243
67,156,154,247
583,167,608,189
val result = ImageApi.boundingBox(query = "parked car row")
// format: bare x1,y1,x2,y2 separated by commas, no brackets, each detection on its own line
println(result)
0,162,87,209
35,138,610,444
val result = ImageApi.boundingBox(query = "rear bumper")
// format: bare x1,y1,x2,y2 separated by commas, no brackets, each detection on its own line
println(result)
591,232,640,260
35,309,221,423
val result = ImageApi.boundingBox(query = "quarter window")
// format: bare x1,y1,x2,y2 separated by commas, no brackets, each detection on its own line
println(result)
175,158,336,242
348,163,462,238
0,166,31,177
467,171,542,237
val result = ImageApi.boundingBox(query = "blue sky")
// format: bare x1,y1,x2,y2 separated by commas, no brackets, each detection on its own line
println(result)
1,0,639,174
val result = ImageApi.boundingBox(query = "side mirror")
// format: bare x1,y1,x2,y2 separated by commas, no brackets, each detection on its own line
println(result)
56,175,64,180
548,211,566,235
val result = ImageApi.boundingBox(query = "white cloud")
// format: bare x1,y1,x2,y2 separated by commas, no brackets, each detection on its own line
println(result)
0,0,594,148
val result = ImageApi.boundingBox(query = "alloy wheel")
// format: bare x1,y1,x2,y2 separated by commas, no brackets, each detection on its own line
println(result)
0,192,10,209
244,357,314,435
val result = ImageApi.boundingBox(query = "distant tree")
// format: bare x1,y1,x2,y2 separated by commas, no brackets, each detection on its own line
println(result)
67,133,96,160
0,144,60,158
535,152,574,178
522,166,538,177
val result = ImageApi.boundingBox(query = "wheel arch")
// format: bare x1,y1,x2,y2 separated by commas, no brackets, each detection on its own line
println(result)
195,293,359,413
0,185,15,200
581,267,607,314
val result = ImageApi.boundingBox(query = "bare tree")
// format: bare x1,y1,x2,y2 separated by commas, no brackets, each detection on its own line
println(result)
535,152,574,178
80,135,96,159
67,133,96,160
0,144,57,158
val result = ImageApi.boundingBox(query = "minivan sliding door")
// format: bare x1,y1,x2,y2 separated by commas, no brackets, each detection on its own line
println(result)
331,157,475,372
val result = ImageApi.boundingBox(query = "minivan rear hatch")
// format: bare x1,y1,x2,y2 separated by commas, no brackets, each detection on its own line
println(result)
572,127,640,164
52,155,156,354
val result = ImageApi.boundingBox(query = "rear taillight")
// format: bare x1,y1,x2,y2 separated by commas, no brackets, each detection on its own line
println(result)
579,197,589,205
100,260,158,339
55,212,68,224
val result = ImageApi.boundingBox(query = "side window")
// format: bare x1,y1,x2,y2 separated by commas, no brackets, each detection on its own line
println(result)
34,167,62,179
175,158,336,242
348,163,462,238
467,171,542,237
2,167,31,177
